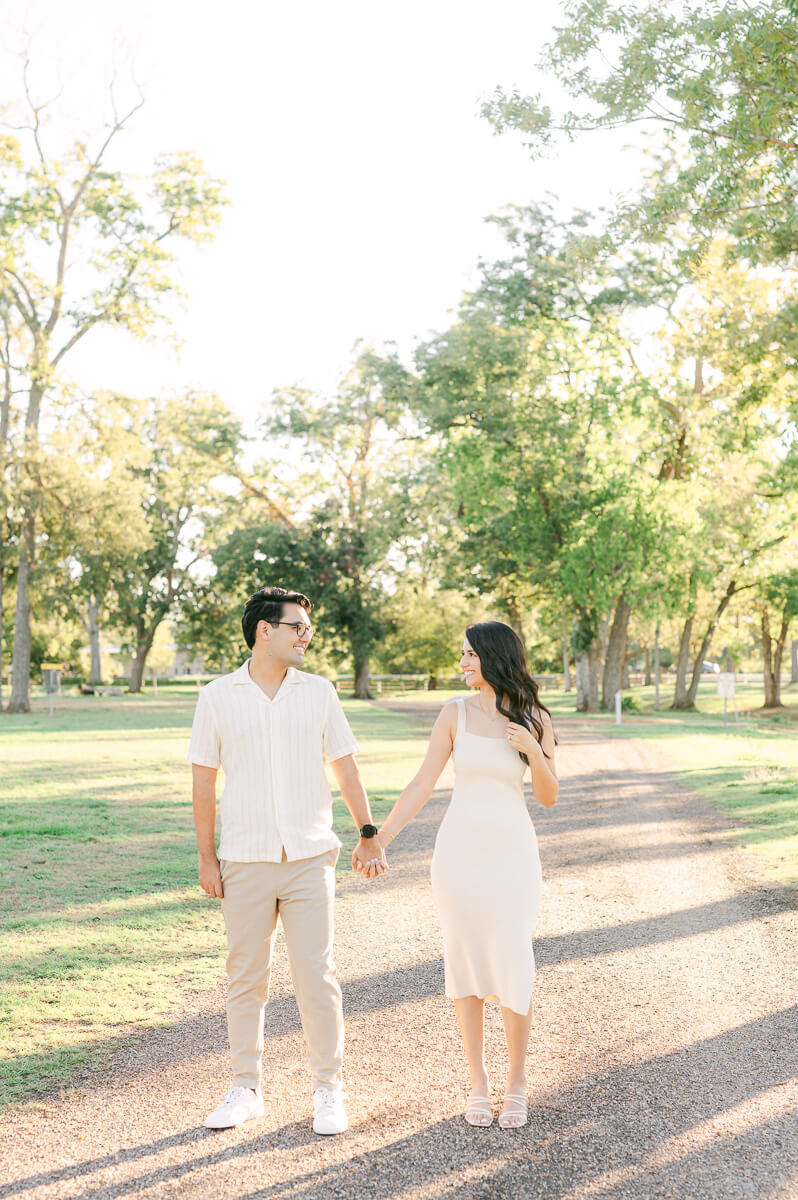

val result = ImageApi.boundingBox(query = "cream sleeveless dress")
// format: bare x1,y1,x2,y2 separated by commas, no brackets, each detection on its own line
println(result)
430,696,543,1016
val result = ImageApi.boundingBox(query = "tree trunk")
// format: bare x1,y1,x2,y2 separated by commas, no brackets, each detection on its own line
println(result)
87,597,102,686
761,612,779,708
8,380,46,714
654,623,661,711
644,644,652,686
353,654,372,700
563,619,571,692
0,542,4,710
773,611,791,703
601,595,632,710
791,639,798,685
682,579,740,709
128,628,156,694
671,613,694,709
8,510,36,713
574,609,599,713
762,608,791,709
575,645,600,712
598,608,612,666
504,596,524,641
0,351,9,709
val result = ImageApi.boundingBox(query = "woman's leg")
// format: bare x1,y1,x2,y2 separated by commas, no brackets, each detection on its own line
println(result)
454,996,489,1091
500,1004,532,1120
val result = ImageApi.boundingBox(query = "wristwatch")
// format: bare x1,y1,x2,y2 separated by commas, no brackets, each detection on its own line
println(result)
359,823,379,839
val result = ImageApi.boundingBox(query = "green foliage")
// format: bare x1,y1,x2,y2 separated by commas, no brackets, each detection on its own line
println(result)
0,78,228,709
483,1,798,262
410,207,680,634
375,587,474,678
100,393,242,686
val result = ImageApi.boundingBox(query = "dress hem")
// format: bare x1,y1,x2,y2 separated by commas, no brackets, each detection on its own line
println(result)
445,989,532,1017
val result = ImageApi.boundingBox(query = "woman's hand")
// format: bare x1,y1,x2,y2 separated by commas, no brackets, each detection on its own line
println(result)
361,833,390,879
352,836,388,878
506,721,542,760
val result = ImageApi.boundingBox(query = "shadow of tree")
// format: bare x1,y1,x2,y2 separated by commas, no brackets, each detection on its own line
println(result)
3,1006,795,1200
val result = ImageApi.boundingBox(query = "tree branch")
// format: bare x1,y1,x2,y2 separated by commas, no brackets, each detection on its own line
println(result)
3,271,40,331
45,95,146,337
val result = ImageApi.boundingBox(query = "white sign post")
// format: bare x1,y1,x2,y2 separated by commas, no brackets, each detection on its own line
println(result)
615,689,622,725
717,673,736,730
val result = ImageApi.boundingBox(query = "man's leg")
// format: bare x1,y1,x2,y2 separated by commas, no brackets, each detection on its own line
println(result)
220,859,280,1089
277,848,344,1094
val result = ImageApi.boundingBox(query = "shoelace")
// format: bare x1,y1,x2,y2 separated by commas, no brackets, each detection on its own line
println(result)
316,1089,347,1108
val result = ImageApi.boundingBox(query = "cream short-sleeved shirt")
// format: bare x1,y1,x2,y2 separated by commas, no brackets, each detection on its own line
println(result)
187,661,359,863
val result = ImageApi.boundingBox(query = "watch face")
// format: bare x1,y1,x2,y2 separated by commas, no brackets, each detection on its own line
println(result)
360,824,379,838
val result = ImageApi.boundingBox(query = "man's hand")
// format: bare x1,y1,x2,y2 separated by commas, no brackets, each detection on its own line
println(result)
352,837,388,879
198,852,224,898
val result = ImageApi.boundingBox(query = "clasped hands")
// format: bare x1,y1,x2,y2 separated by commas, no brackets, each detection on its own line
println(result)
351,834,388,880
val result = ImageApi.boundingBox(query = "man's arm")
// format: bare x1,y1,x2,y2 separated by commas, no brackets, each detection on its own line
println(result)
329,753,387,877
192,763,223,897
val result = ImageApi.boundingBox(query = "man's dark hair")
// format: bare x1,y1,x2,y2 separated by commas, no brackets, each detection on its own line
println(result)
241,586,312,650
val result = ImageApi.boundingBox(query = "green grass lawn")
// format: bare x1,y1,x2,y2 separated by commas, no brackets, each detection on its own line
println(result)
0,692,430,1110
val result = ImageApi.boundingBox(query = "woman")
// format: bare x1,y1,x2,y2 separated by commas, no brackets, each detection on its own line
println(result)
368,621,558,1129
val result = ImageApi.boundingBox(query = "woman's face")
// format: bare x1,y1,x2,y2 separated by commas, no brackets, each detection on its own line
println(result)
460,637,485,687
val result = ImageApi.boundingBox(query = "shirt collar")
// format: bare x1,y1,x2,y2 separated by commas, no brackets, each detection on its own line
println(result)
232,660,307,686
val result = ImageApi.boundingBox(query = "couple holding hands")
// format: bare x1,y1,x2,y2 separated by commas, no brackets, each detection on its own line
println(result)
189,586,557,1135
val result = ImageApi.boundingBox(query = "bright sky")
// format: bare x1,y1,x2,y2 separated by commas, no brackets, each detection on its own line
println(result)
3,0,647,421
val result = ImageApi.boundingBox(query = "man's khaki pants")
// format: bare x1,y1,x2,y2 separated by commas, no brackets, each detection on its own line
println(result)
219,848,343,1092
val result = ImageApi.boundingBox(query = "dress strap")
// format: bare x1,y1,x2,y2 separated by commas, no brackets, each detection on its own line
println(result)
454,697,466,742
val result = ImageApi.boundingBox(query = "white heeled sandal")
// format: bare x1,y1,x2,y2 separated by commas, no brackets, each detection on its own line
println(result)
464,1090,493,1127
498,1093,528,1129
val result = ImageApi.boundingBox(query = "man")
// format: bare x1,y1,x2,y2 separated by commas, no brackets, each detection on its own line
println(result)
188,586,387,1134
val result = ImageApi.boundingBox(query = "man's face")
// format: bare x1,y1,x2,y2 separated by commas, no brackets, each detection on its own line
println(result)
261,602,314,668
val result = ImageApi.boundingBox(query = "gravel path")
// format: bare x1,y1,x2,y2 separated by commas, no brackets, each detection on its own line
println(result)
2,713,797,1200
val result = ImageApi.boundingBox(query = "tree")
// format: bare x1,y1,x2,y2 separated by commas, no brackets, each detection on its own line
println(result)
409,205,680,711
258,352,421,698
483,1,798,264
375,585,476,685
32,394,148,684
109,394,236,693
748,553,798,708
0,71,226,710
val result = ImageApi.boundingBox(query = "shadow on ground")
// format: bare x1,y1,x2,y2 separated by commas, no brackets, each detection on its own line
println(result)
3,1003,795,1200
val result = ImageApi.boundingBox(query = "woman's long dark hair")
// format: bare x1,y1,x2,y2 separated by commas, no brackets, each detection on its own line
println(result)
465,620,556,763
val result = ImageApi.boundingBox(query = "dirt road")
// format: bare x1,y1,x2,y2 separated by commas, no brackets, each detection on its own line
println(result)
2,715,797,1199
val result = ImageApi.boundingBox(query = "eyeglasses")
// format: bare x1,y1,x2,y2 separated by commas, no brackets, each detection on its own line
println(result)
273,621,315,640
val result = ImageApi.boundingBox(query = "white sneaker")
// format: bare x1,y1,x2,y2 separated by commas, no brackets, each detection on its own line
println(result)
312,1087,348,1135
204,1085,264,1129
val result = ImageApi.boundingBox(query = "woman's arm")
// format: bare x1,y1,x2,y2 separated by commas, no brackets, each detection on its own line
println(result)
506,710,559,808
375,702,457,852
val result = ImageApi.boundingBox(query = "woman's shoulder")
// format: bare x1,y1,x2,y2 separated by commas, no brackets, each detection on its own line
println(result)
436,696,462,723
528,703,553,729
